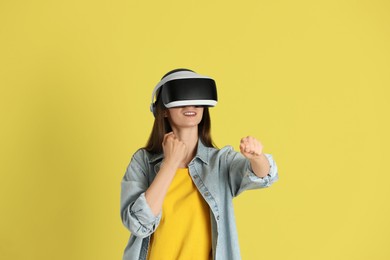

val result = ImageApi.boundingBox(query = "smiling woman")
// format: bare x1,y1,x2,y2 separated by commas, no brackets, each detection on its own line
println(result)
166,106,204,130
120,69,278,260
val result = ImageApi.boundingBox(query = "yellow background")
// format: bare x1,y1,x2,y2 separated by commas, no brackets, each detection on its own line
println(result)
1,0,389,259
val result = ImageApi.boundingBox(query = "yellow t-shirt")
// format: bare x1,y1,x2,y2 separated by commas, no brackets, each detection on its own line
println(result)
147,168,212,260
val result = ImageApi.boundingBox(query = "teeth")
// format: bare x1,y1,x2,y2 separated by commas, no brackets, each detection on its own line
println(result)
184,112,196,116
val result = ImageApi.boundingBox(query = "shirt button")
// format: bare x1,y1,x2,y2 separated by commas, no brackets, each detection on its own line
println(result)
217,216,220,221
204,192,210,197
193,175,199,179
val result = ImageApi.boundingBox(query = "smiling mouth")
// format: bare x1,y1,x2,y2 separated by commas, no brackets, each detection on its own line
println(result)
183,111,197,116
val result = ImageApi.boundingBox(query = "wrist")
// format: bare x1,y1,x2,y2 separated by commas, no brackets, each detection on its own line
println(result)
161,160,179,173
249,152,265,162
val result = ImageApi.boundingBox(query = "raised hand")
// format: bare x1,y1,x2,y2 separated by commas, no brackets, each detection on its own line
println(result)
239,136,270,177
239,136,263,159
162,132,188,169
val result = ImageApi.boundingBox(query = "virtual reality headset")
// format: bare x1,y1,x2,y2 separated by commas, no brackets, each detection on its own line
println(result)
150,70,218,115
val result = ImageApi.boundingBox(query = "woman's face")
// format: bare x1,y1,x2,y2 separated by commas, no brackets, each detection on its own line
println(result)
166,106,204,130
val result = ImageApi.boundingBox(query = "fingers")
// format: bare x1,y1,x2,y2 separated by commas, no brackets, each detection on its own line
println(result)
240,136,254,153
162,132,184,149
163,132,175,145
162,132,188,167
240,136,263,157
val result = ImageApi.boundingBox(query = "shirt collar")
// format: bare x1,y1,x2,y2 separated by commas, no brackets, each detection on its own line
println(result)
194,139,210,165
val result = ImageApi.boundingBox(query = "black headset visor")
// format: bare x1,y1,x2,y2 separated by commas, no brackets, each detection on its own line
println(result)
161,78,218,108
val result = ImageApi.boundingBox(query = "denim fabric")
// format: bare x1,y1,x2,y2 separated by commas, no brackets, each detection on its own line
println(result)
120,140,278,260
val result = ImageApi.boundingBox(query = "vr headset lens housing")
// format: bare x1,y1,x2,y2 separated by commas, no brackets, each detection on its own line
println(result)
150,71,218,115
161,78,217,108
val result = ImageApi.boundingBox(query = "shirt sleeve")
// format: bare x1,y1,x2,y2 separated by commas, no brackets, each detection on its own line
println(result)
223,146,279,197
120,150,162,238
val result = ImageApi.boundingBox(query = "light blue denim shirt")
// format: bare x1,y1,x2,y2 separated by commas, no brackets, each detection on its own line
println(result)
120,140,278,260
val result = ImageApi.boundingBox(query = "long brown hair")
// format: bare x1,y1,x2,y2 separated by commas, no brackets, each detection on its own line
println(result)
144,69,216,153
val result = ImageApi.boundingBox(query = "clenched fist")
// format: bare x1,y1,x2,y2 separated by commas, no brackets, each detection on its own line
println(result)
239,136,264,160
162,132,188,169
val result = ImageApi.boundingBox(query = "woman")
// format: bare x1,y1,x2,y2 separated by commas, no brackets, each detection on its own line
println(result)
120,69,278,260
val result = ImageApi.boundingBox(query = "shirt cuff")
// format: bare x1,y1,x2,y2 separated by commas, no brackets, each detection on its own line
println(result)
248,154,278,185
129,192,162,235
